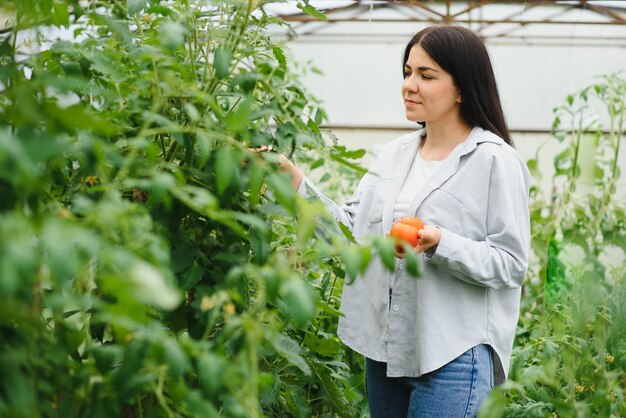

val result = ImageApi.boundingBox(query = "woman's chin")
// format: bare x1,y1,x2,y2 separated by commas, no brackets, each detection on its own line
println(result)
405,112,423,123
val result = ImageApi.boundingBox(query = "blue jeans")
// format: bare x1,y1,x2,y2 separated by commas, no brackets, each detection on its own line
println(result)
366,344,494,418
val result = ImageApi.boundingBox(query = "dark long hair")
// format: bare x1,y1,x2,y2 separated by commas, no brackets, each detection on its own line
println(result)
403,26,513,146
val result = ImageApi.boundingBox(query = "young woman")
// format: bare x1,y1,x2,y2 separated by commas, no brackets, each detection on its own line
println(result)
277,25,530,418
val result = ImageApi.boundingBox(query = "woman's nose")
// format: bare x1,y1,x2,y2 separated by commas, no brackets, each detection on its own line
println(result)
403,75,419,93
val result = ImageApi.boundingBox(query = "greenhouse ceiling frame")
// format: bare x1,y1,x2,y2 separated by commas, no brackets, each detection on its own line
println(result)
275,1,626,47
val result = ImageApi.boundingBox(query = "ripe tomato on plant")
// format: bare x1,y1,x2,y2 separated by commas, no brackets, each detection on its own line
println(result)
389,217,424,253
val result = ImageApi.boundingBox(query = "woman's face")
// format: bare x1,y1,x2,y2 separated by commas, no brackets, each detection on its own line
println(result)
401,45,462,124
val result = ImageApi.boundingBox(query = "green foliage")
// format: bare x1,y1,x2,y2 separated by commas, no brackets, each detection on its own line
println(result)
5,1,622,416
480,74,626,417
0,1,370,416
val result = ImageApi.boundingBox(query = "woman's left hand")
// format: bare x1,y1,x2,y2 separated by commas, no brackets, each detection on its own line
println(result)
415,225,441,253
394,224,441,258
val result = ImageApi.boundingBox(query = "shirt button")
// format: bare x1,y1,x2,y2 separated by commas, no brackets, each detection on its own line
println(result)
398,264,403,271
392,305,399,312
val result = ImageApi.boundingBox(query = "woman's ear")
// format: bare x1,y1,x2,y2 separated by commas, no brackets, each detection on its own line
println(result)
456,90,462,103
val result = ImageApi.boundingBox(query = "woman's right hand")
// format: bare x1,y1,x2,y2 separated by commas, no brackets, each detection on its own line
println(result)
248,146,303,190
276,153,303,189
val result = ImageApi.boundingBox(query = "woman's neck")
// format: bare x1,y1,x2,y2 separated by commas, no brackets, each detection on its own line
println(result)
421,119,473,161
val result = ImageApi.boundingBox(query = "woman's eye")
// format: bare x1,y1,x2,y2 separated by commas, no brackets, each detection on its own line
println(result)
421,74,433,80
403,71,411,78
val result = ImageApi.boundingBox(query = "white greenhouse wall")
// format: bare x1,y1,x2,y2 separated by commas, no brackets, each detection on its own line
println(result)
283,27,626,201
285,39,626,131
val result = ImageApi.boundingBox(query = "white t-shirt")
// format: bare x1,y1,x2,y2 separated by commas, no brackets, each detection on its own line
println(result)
393,148,444,220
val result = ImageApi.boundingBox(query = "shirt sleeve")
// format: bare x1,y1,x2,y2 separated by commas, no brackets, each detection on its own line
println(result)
297,174,361,231
423,153,531,289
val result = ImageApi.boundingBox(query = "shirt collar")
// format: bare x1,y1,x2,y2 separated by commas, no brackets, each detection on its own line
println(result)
404,126,504,148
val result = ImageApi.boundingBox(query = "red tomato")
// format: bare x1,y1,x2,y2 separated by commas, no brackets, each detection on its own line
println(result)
389,217,425,251
399,217,424,231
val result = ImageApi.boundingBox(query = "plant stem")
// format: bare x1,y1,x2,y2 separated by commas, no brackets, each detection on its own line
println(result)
609,90,624,192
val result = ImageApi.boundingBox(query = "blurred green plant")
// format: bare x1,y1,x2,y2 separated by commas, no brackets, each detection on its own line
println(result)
480,74,626,418
0,1,383,416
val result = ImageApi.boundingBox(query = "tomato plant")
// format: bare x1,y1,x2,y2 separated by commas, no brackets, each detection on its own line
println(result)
479,74,626,418
0,1,371,416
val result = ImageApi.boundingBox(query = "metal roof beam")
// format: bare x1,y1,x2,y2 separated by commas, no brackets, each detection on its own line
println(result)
402,1,446,18
450,0,496,19
484,3,579,38
578,0,626,23
281,16,626,25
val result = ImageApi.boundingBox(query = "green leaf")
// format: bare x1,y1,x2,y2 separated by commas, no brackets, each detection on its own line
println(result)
259,373,280,407
297,3,328,21
404,249,421,278
180,263,204,290
247,161,265,206
184,103,200,121
266,172,297,215
280,278,318,329
261,269,281,303
45,102,118,134
160,21,186,49
330,153,367,175
146,4,173,16
127,0,147,15
272,46,287,68
546,238,567,300
172,185,219,214
281,388,311,418
91,345,123,375
39,0,54,14
477,386,507,418
185,390,220,418
303,333,341,357
232,212,268,237
373,236,396,272
214,47,232,80
359,245,372,273
272,333,311,375
88,53,127,84
92,14,132,43
7,381,33,413
111,343,150,395
198,353,226,397
333,145,366,160
233,72,260,93
594,165,605,181
318,301,342,317
196,132,215,168
161,338,189,380
341,244,361,282
295,199,324,245
235,213,270,263
128,261,182,310
314,108,324,125
215,147,238,195
337,222,357,244
310,157,325,169
526,158,541,180
225,96,252,132
51,2,70,27
309,361,353,417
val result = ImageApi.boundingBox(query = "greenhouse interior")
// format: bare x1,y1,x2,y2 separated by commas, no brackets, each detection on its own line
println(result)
269,1,626,188
1,1,625,417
